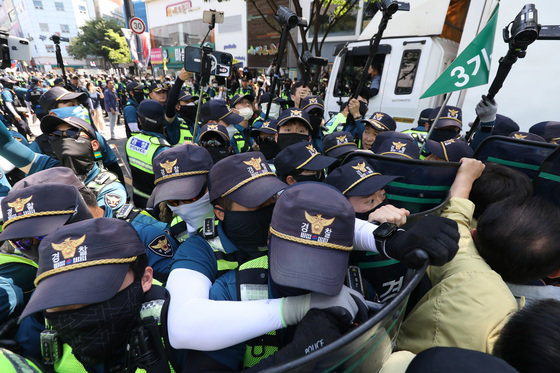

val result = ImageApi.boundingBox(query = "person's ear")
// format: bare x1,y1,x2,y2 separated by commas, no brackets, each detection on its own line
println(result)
275,133,279,143
286,175,297,185
214,205,225,221
91,139,100,151
141,267,154,292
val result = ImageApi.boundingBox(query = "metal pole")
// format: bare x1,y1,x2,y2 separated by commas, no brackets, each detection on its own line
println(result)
419,94,451,154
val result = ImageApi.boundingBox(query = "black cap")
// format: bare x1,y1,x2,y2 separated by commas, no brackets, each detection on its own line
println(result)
425,138,473,162
323,131,358,158
0,183,93,242
39,87,88,113
40,115,96,139
325,157,398,196
231,93,254,107
178,90,198,102
269,182,354,296
274,142,336,179
300,96,324,113
406,347,517,373
529,121,547,137
209,152,286,208
31,76,41,83
542,121,560,143
200,99,243,125
418,108,432,125
20,218,145,319
277,108,312,132
12,167,85,192
148,144,213,208
509,131,546,142
430,106,462,129
53,77,64,86
149,82,169,92
492,114,519,136
137,99,165,122
363,112,396,132
199,122,230,143
126,81,144,91
250,120,278,136
371,131,419,159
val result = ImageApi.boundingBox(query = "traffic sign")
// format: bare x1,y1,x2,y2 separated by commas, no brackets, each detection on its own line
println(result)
129,17,146,34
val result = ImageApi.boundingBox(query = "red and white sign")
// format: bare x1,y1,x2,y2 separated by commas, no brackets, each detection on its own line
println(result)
129,17,146,34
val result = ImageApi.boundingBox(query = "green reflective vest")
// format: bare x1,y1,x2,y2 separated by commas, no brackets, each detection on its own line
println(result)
236,255,279,368
126,133,169,200
0,253,38,268
232,131,250,153
0,348,43,372
323,113,347,135
177,118,194,144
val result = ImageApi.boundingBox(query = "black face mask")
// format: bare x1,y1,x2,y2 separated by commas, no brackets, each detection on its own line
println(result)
49,136,95,179
355,199,389,221
221,204,274,251
178,105,197,123
206,146,231,163
277,133,309,150
429,129,459,142
309,114,323,138
45,280,144,368
133,92,145,104
257,139,280,160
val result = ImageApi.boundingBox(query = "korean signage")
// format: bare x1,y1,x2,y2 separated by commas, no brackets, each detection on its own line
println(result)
166,0,200,17
151,48,163,64
247,0,288,67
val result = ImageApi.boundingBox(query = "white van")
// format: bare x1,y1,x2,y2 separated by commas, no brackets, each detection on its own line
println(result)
323,0,560,132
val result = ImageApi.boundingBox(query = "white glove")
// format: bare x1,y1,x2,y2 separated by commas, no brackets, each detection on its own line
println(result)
475,95,497,123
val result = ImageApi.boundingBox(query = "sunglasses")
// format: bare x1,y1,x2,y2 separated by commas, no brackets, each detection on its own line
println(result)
201,139,226,148
167,184,207,207
49,128,82,139
10,236,46,252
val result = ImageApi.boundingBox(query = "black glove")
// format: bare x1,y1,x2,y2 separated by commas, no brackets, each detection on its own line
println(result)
385,215,460,268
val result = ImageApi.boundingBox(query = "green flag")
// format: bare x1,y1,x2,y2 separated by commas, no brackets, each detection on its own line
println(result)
421,5,500,99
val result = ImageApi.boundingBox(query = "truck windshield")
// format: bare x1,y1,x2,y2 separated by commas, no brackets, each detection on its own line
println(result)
334,52,386,97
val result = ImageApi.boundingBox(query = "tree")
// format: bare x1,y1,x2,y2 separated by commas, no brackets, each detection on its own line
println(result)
68,18,131,67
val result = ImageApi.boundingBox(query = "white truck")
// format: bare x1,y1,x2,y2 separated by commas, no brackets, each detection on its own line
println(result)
323,0,560,132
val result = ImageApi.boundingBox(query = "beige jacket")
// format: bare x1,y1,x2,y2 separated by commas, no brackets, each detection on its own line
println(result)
396,197,518,354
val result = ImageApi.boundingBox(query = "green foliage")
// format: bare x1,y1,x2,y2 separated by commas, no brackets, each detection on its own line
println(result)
68,18,130,64
103,29,132,64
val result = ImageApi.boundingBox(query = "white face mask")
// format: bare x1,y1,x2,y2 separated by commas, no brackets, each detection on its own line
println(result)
237,107,254,121
167,192,214,233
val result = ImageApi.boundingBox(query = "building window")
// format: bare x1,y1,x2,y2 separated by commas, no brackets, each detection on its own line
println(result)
61,24,70,33
46,45,55,53
395,49,421,95
55,2,64,11
78,5,86,14
39,23,49,32
33,0,43,9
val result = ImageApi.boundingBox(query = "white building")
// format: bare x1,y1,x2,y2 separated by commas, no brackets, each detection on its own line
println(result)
9,0,96,69
93,0,124,25
145,0,248,67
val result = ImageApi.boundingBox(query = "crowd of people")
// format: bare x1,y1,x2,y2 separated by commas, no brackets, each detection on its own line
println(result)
0,61,558,373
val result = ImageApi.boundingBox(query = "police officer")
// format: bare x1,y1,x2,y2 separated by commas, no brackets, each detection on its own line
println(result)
25,76,48,120
402,108,431,146
274,141,335,184
360,112,397,150
199,99,248,153
12,167,178,282
0,77,33,140
300,95,325,152
165,69,198,144
123,81,145,137
125,99,171,208
35,86,125,185
197,123,232,163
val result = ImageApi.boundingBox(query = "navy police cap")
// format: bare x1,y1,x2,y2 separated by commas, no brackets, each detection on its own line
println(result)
209,152,286,208
149,144,213,208
363,112,396,132
276,108,312,132
323,131,358,158
325,157,398,196
269,182,355,296
425,138,473,162
371,131,419,159
200,99,243,126
20,218,145,319
274,142,336,179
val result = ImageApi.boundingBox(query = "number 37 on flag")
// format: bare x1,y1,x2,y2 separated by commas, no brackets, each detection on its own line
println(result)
421,4,499,99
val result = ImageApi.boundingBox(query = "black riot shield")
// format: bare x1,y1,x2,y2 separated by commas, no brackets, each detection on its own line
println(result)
473,135,557,180
264,263,427,373
533,146,560,206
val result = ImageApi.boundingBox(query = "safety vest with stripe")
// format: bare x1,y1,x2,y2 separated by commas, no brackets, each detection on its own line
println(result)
232,131,250,153
125,133,169,207
323,113,347,136
177,117,194,144
0,253,38,268
402,129,427,146
0,348,43,372
236,255,279,368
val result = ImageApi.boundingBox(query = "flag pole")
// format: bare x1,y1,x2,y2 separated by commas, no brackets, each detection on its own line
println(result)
419,94,451,155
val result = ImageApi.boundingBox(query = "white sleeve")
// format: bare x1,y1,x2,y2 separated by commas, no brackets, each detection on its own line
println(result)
353,218,380,253
166,268,284,351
